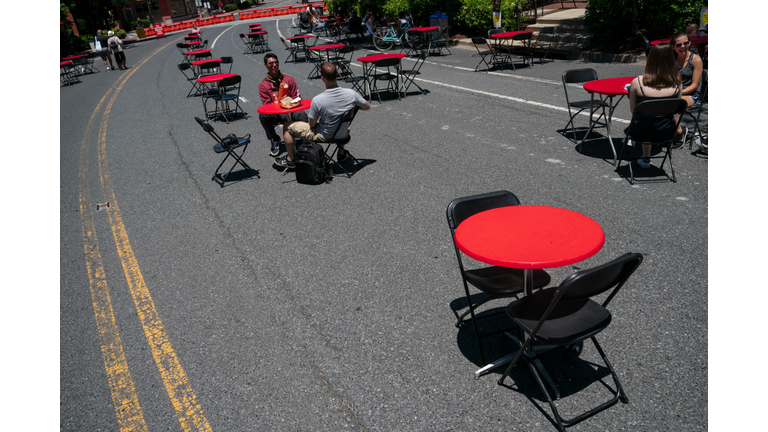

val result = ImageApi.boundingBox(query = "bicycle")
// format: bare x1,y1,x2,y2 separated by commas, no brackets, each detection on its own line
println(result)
372,23,412,51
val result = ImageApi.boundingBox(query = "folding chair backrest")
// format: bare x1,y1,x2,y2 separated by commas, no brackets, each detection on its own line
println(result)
488,28,506,39
471,37,490,51
220,56,233,73
338,45,354,55
446,190,521,231
627,98,687,142
536,26,555,41
698,69,708,103
374,57,400,68
280,37,291,49
329,107,359,141
199,61,220,74
563,68,598,85
218,75,241,90
556,252,643,306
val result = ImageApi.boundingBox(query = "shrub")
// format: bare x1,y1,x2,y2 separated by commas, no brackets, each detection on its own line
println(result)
224,4,237,12
237,0,252,10
455,0,527,35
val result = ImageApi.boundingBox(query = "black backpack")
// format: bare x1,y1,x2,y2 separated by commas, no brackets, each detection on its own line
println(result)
109,39,118,50
295,142,331,184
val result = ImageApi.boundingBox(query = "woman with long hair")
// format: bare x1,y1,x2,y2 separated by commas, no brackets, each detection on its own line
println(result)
628,43,683,168
671,30,704,108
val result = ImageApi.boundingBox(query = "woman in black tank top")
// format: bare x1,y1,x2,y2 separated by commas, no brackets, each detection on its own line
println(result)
671,31,704,108
628,43,683,168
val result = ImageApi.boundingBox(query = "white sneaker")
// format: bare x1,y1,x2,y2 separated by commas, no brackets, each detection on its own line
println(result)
106,67,111,72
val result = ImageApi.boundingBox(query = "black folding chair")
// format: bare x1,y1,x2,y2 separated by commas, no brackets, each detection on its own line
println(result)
471,36,506,72
684,69,708,151
432,26,452,56
531,26,555,64
220,56,234,74
371,57,401,102
446,191,551,365
212,75,243,123
509,32,533,68
240,33,257,54
497,253,643,432
178,63,202,97
280,37,301,63
83,53,99,73
561,68,608,142
400,50,428,96
617,97,687,184
317,107,363,178
195,117,258,187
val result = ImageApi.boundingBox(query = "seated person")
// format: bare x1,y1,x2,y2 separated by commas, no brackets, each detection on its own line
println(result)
628,43,683,168
275,62,371,168
364,11,377,37
345,11,364,37
258,53,308,156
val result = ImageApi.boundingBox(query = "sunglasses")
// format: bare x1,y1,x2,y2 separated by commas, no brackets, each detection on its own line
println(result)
268,60,279,65
675,41,690,48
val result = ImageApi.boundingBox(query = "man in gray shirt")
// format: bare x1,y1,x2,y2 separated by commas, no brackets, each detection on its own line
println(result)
275,62,370,169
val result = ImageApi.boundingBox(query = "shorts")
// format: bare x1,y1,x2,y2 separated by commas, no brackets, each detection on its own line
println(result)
287,121,326,143
689,94,700,106
98,49,110,60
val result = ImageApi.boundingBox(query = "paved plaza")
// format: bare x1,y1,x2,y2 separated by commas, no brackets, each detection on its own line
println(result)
55,12,716,431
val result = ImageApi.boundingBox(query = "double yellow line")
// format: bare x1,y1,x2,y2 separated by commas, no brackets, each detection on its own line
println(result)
78,40,211,432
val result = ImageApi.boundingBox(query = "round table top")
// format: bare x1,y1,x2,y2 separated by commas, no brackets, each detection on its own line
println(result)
490,30,533,38
454,205,605,269
192,58,222,66
409,26,440,32
185,49,211,56
583,76,635,96
247,31,268,35
287,35,313,40
62,54,86,60
257,98,312,115
60,61,73,66
357,53,406,62
183,41,202,46
197,73,237,83
309,43,345,50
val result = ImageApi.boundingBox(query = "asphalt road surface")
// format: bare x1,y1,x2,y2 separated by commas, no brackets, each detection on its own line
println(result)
59,14,708,432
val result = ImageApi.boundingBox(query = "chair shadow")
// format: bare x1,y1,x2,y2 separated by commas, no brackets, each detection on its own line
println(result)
613,143,675,184
455,310,618,430
213,167,260,187
329,157,377,177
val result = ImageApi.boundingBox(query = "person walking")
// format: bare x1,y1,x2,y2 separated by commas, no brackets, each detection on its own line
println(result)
107,30,128,70
95,30,115,72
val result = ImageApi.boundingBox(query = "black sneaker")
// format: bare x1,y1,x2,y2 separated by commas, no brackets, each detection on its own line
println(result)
270,139,280,156
672,126,688,149
337,149,350,163
274,156,295,168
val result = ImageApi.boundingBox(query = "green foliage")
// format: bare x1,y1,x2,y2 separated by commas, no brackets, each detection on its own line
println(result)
641,0,707,39
237,0,252,10
584,0,632,49
224,4,237,12
586,0,708,50
455,0,527,35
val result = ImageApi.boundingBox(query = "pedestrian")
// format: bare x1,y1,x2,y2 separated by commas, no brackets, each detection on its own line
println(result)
107,30,129,70
95,29,115,72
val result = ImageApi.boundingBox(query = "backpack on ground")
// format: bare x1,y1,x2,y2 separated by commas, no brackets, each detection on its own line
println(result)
295,141,331,184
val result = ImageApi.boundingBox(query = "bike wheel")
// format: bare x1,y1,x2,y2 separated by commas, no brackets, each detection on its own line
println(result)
373,31,393,51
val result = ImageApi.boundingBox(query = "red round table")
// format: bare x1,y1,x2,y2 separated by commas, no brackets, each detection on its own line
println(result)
454,205,604,275
257,98,311,115
309,43,345,61
581,76,636,166
357,53,406,99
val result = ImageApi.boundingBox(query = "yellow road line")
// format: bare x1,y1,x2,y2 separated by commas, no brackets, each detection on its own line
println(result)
79,87,148,431
97,41,212,432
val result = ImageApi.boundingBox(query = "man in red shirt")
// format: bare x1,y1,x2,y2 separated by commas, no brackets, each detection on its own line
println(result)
258,52,308,156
